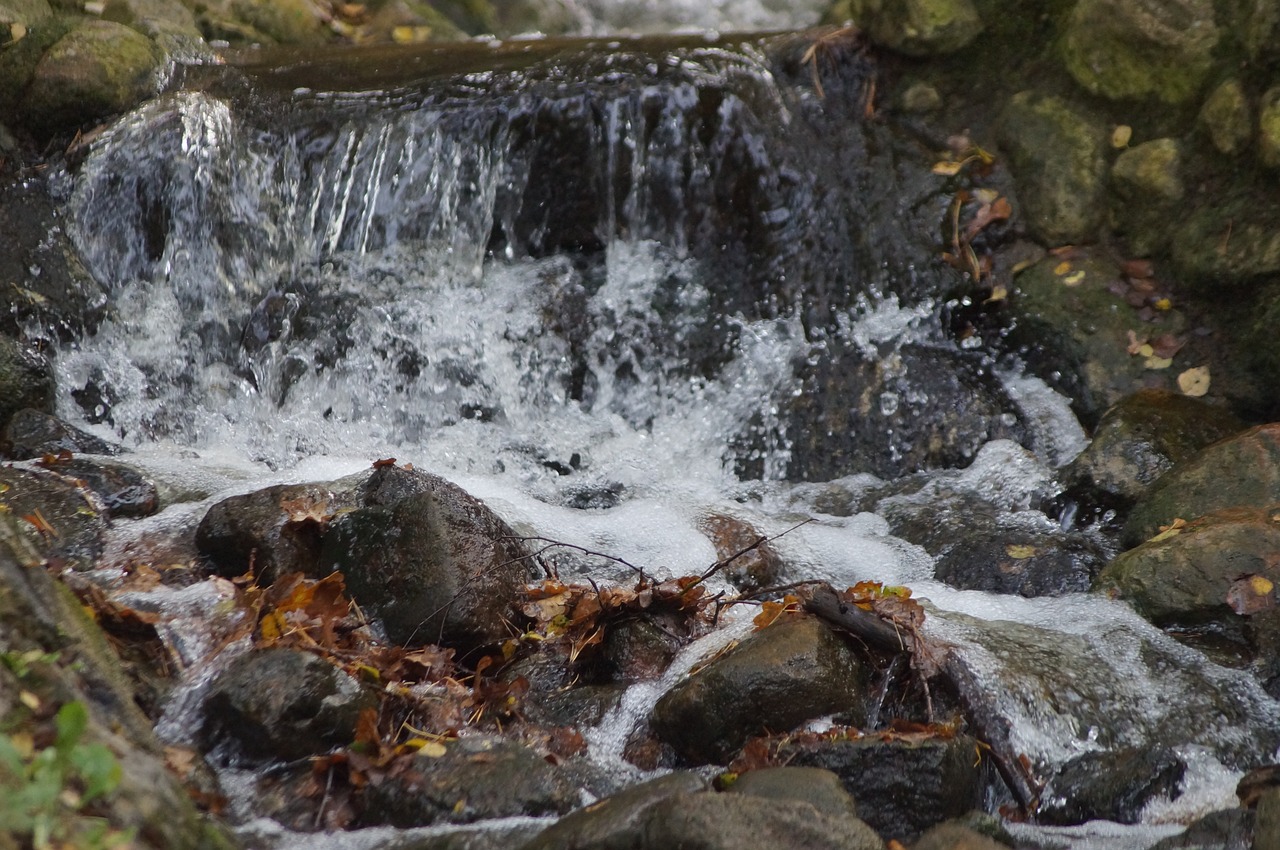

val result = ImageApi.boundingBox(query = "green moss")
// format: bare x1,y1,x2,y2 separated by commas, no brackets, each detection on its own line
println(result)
1198,78,1251,155
1259,86,1280,168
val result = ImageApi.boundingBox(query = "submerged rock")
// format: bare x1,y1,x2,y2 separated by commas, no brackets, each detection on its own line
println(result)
649,616,870,765
1036,746,1185,825
1122,424,1280,547
777,733,984,841
202,646,374,763
358,735,577,827
1060,0,1218,104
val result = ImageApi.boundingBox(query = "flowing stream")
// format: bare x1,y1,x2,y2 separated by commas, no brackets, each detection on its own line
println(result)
47,29,1280,850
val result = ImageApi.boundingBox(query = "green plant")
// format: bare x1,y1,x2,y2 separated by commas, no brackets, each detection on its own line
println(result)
0,701,132,850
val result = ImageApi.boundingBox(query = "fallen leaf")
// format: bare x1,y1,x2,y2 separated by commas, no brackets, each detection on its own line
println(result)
1226,575,1276,616
1144,355,1173,370
1177,366,1211,397
1063,270,1086,287
1149,518,1187,543
1054,261,1072,276
932,160,964,176
1005,544,1037,559
1111,125,1132,148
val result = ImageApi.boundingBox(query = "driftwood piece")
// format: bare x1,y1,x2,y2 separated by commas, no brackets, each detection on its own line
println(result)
798,582,916,653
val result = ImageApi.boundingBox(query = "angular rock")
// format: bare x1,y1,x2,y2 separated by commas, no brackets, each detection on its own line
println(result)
20,19,164,138
202,646,374,763
2,408,120,459
727,766,860,821
640,791,883,850
997,92,1106,244
358,736,578,827
521,772,708,850
650,616,870,765
778,733,984,841
1122,424,1280,547
1101,506,1280,626
1060,0,1218,104
0,335,53,431
1199,78,1251,156
1037,746,1185,825
782,340,1027,481
848,0,984,56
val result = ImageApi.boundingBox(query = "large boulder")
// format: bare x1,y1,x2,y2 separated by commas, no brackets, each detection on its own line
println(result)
19,19,164,138
197,465,537,648
649,616,870,765
1060,0,1218,104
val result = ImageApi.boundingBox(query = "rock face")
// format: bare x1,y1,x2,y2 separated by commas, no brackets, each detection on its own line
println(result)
1060,0,1218,103
649,617,870,765
1101,506,1280,626
359,736,578,827
1122,424,1280,547
777,734,984,841
997,92,1106,245
202,646,374,763
197,465,536,648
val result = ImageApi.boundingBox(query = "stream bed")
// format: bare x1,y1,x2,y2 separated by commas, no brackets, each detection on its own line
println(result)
40,28,1280,850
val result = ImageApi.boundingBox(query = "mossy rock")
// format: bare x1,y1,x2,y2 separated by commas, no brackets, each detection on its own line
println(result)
1259,85,1280,169
1169,188,1280,286
843,0,984,56
0,15,75,122
1108,137,1184,255
18,19,163,139
997,91,1106,244
1198,78,1251,156
1060,0,1218,104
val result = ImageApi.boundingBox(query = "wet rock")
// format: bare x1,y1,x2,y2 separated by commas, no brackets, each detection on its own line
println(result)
1261,86,1280,169
1005,251,1187,426
1036,746,1185,825
778,733,984,841
0,0,50,47
0,335,53,431
997,92,1106,244
3,408,120,459
698,513,784,591
196,0,331,46
358,736,577,827
19,19,164,138
783,340,1027,481
320,467,536,648
1169,191,1280,286
1101,506,1280,626
650,616,870,765
1062,390,1244,509
202,646,374,763
197,479,359,581
727,767,860,820
639,791,883,850
41,456,158,518
1060,0,1218,104
1256,789,1280,850
602,617,684,682
100,0,208,57
844,0,983,56
0,466,106,571
198,466,535,648
0,525,239,849
521,771,708,850
1122,424,1280,547
913,822,1011,850
1147,808,1253,850
1199,79,1252,156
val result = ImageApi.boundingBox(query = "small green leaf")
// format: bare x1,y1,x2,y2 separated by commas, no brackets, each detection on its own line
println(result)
54,702,88,754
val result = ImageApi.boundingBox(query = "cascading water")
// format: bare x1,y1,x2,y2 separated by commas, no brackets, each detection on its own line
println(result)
49,31,1280,849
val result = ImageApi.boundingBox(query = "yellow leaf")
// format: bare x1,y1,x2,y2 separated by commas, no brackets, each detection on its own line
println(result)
259,610,288,643
1054,261,1072,276
1153,297,1172,311
1005,544,1037,559
1251,575,1275,595
1063,271,1086,286
1111,125,1132,148
985,285,1008,303
1144,355,1173,370
1137,343,1154,357
411,740,448,757
1177,366,1210,397
1149,518,1186,543
19,691,40,710
931,160,964,176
